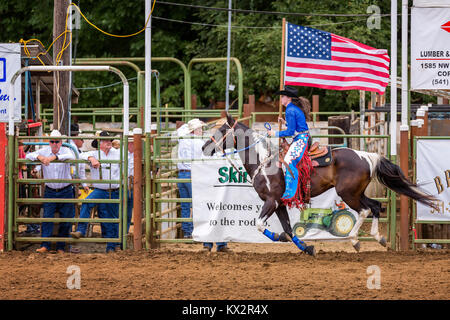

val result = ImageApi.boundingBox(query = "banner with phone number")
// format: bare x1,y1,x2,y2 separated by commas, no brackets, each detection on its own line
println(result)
411,7,450,90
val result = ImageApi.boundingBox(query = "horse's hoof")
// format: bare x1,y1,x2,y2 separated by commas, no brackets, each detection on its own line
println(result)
379,236,387,247
305,245,317,257
279,232,292,242
353,241,361,252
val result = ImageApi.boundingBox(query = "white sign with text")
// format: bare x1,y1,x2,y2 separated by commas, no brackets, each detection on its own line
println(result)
0,43,21,122
191,159,359,243
416,139,450,221
411,7,450,90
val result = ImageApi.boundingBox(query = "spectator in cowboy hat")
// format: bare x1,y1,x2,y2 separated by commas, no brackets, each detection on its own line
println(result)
26,129,76,253
71,130,122,253
177,118,230,252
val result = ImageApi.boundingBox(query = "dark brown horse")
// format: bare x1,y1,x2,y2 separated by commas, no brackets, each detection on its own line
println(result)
202,114,437,256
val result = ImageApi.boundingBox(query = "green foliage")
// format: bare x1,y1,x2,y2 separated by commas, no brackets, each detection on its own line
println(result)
0,0,436,113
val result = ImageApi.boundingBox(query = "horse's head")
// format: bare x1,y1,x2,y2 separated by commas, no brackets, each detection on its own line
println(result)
202,113,238,157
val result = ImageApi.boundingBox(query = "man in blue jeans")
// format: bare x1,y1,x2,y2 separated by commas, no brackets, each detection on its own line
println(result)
177,119,230,252
26,130,76,253
70,131,121,253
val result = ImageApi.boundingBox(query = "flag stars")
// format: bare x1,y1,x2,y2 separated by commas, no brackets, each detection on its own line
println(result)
286,23,331,61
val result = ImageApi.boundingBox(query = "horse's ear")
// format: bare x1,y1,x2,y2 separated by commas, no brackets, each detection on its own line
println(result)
226,112,235,126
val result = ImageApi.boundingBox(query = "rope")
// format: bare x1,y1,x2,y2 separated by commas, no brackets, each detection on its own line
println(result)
221,134,268,157
157,1,390,17
77,77,138,90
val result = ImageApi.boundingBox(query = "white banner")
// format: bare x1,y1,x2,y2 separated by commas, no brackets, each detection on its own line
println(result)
0,43,21,122
191,158,359,243
416,139,450,221
411,7,450,90
414,0,450,7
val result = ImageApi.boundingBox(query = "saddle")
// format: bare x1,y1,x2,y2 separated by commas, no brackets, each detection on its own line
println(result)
308,142,333,167
280,139,333,168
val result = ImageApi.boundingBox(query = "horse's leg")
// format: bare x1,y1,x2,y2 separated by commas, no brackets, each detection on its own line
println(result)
335,189,369,252
273,205,316,256
274,205,293,242
257,201,315,256
256,199,279,241
364,196,387,247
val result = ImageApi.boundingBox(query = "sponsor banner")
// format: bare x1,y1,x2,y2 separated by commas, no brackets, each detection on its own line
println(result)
411,7,450,90
416,139,450,221
191,158,359,243
414,1,450,7
0,43,21,122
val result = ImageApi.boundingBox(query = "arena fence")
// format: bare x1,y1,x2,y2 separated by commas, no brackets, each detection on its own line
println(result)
11,135,129,251
4,65,131,252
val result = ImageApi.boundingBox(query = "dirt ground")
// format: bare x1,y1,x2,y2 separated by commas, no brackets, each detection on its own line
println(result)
0,240,448,300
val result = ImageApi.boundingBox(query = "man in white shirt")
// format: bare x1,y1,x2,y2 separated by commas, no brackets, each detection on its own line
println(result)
176,119,205,239
26,130,76,253
70,131,121,253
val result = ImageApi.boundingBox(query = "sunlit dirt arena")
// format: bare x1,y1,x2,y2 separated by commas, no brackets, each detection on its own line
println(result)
0,240,448,300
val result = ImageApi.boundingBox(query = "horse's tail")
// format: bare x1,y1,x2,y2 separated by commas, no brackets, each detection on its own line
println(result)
374,157,438,210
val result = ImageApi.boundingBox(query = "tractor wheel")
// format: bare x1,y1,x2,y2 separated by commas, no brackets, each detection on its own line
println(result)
329,211,356,237
293,223,308,238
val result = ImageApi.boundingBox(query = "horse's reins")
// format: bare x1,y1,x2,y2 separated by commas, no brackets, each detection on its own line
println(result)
209,120,238,154
209,120,247,182
210,120,280,185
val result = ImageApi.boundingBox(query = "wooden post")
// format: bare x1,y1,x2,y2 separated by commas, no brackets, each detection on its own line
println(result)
312,95,319,123
359,91,365,150
421,105,429,136
133,129,143,250
53,0,71,135
243,95,255,127
191,95,197,110
399,125,410,251
328,116,350,145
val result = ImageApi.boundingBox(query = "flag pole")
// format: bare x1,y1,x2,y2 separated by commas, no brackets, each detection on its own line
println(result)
279,18,286,133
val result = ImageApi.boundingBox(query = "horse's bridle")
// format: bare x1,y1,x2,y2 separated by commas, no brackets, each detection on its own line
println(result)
209,120,238,154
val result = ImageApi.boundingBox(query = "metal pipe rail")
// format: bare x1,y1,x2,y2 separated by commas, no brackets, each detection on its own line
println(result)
7,65,130,251
187,57,244,118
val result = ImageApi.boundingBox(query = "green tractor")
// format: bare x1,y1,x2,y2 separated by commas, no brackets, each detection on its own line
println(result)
292,208,356,238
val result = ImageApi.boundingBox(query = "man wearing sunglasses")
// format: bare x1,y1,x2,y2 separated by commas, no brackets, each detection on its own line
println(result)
26,130,76,253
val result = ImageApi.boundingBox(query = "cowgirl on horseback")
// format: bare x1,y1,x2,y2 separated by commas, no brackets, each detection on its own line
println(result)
268,86,312,209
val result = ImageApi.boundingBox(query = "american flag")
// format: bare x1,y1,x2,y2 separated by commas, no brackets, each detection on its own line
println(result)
283,22,390,94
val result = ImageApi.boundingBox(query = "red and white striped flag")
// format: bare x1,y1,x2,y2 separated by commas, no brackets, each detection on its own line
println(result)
283,22,390,94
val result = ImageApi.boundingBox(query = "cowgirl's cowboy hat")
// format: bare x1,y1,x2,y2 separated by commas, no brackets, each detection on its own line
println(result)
274,86,299,98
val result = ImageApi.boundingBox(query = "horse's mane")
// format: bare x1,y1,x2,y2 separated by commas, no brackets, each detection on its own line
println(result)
235,122,278,161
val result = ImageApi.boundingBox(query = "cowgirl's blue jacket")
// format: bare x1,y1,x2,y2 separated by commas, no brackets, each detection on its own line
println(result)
275,102,309,138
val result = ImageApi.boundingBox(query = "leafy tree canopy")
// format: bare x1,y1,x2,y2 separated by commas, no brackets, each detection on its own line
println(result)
0,0,435,114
